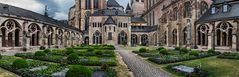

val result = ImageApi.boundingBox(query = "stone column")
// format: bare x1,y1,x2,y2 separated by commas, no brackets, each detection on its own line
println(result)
232,34,237,51
0,34,2,47
208,23,215,50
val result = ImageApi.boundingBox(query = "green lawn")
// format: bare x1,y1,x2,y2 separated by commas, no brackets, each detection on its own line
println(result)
161,57,239,77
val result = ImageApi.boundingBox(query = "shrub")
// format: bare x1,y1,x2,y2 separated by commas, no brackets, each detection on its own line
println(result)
180,48,189,54
44,49,51,53
12,59,28,69
34,51,46,56
66,48,75,55
65,65,92,77
67,53,79,64
175,47,181,51
95,51,103,55
101,64,109,70
190,50,199,56
87,48,94,52
157,47,165,51
207,49,215,54
139,48,147,53
40,46,46,50
0,54,2,59
159,49,169,55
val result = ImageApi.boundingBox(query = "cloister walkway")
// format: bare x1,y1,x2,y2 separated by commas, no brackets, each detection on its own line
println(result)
115,46,172,77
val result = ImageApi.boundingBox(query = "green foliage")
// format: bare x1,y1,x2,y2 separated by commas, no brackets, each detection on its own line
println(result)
87,48,94,52
139,48,147,53
95,50,103,55
101,63,109,70
65,65,92,77
34,51,46,56
44,49,51,53
12,59,28,69
190,50,199,56
207,49,215,54
180,48,189,54
66,48,75,55
175,47,181,51
159,49,170,55
157,47,166,51
67,53,79,64
0,54,2,59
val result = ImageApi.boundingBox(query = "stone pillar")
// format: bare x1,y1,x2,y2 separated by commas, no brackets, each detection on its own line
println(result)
91,0,94,14
0,34,2,47
208,23,215,50
177,23,182,47
232,34,237,51
139,35,141,45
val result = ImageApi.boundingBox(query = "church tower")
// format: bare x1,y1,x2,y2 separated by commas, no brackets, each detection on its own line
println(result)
125,3,131,15
131,0,145,17
70,0,106,31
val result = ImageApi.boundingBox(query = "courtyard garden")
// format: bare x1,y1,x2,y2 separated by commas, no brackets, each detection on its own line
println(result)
0,45,118,77
131,46,239,77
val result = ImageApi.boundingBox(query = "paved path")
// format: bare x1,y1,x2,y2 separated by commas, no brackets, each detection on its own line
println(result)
115,46,172,77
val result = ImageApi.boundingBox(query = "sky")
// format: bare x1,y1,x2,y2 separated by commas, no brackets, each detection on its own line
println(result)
0,0,130,20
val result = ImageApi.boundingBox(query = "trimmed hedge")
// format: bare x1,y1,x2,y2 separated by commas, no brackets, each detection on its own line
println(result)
218,52,239,60
139,48,147,53
65,65,92,77
34,51,46,56
12,59,28,69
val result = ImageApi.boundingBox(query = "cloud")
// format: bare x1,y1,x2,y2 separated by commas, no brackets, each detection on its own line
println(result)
54,12,68,20
0,0,45,14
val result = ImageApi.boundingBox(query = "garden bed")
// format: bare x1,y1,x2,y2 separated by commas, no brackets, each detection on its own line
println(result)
217,52,239,60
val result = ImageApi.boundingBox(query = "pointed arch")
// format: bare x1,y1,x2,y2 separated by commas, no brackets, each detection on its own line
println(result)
131,34,138,46
197,24,209,46
93,30,102,44
216,22,233,46
28,23,41,46
172,29,177,45
118,31,127,45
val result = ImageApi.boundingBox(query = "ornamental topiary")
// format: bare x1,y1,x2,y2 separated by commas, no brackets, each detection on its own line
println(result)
159,49,170,55
44,49,51,53
175,47,181,51
157,47,166,51
67,53,79,64
180,48,189,54
34,51,46,56
66,48,75,55
65,65,92,77
139,48,147,53
12,59,28,69
190,50,199,56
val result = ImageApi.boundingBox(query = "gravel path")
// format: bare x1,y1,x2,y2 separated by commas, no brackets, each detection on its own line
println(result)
115,46,172,77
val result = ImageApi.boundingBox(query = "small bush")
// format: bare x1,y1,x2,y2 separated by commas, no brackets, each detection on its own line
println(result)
95,51,103,55
101,64,109,70
34,51,46,56
87,48,94,52
159,49,169,55
157,47,165,51
180,48,189,54
44,49,51,53
0,54,2,59
139,48,147,53
207,49,215,54
66,48,75,55
12,59,28,69
40,46,46,50
175,47,181,51
67,53,79,64
65,65,92,77
190,50,199,56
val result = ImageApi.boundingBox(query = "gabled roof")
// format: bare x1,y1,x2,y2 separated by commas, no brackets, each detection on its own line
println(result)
196,1,239,24
91,9,129,16
126,3,131,10
107,0,122,7
104,16,116,25
0,3,80,32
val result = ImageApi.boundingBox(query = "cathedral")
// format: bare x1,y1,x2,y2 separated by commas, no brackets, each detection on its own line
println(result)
69,0,157,46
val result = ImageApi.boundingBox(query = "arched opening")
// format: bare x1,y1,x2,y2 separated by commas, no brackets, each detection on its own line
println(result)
197,24,209,46
15,29,20,46
8,32,13,47
118,31,127,45
93,31,102,44
172,29,177,45
141,34,148,46
29,24,41,46
184,1,192,18
131,34,138,46
164,31,167,45
84,37,89,45
1,28,6,47
200,1,208,16
183,27,188,45
216,22,233,46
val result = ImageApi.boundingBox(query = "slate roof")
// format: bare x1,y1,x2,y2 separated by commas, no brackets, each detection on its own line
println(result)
104,16,116,25
131,17,146,23
196,0,239,24
126,3,131,10
131,26,157,32
91,9,129,16
0,3,80,32
107,0,122,7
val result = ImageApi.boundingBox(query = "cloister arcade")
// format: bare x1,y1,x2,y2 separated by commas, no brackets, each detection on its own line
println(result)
0,18,82,51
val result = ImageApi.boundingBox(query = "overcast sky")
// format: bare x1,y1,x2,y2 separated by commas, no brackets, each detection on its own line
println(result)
0,0,130,20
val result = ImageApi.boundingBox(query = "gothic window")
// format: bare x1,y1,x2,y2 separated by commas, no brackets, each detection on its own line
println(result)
216,22,233,46
173,7,178,20
118,31,127,45
184,2,192,18
172,29,177,45
28,24,41,46
86,0,91,9
108,32,112,40
197,24,209,46
141,34,148,46
93,31,102,44
94,0,99,9
131,34,138,45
